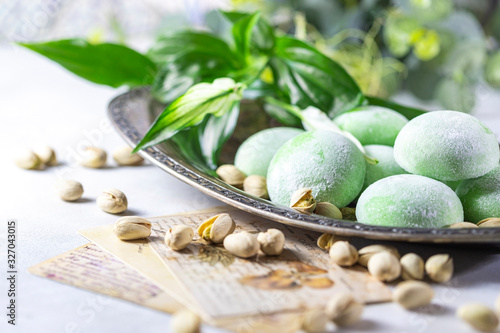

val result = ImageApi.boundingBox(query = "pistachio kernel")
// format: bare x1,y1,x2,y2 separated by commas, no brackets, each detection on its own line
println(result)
290,188,316,213
197,213,236,243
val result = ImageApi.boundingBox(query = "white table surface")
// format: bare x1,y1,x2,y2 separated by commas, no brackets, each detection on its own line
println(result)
1,46,499,333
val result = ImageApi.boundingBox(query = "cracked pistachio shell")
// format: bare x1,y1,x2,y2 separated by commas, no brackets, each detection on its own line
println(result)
393,281,434,309
197,213,235,243
112,146,144,166
301,307,328,333
170,309,201,333
425,254,453,283
14,149,42,170
314,202,342,219
317,233,350,251
358,244,400,267
34,145,57,166
325,292,364,326
257,228,285,256
290,188,317,213
457,303,499,332
477,218,500,228
447,222,478,228
55,179,84,201
80,147,107,168
113,216,151,240
329,241,358,267
223,232,259,258
400,253,424,281
165,225,194,250
243,175,269,199
367,251,401,282
97,188,128,214
216,164,246,188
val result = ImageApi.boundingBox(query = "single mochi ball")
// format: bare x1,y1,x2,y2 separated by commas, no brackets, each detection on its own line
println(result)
234,127,304,177
356,174,464,228
394,110,500,181
362,145,408,192
333,106,408,146
267,130,366,208
455,165,500,223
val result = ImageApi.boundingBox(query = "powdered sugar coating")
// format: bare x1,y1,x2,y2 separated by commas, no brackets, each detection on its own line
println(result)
362,145,408,192
455,165,500,223
394,110,499,181
267,131,366,208
356,174,464,228
235,127,304,177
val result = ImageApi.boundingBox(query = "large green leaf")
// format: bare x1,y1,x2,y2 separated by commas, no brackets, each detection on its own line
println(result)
231,12,261,63
134,78,245,152
19,39,156,87
270,36,365,118
365,96,427,119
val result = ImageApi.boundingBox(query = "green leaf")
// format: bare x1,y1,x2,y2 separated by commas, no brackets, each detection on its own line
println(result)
134,78,245,152
270,36,365,118
365,96,427,119
19,39,156,87
231,12,261,62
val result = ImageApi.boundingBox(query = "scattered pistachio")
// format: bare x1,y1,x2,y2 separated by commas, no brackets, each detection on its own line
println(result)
34,145,57,166
112,146,144,166
457,303,499,332
317,233,349,251
301,307,328,333
477,218,500,228
170,309,201,333
243,175,269,199
14,149,42,170
329,241,358,267
425,254,453,283
165,225,194,250
97,188,128,214
447,222,478,229
393,280,434,309
223,232,260,258
358,244,400,267
340,207,357,221
325,292,364,326
216,164,246,188
367,251,401,282
80,146,107,168
290,188,316,213
314,202,342,219
257,228,285,256
113,216,151,240
400,253,424,281
55,179,83,201
197,213,235,243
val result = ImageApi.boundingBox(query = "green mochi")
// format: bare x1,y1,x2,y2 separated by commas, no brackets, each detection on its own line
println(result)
333,106,408,146
455,165,500,223
356,174,464,228
234,127,304,177
267,130,366,208
394,110,500,181
362,145,408,192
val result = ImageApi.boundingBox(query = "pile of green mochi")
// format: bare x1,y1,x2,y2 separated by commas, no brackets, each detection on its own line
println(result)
234,106,500,228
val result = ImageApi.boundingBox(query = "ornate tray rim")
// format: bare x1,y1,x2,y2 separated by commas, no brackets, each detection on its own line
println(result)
108,88,500,244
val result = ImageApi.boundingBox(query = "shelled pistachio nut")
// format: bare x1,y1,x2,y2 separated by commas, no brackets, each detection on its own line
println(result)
290,188,316,213
34,145,57,166
329,241,358,267
317,233,349,251
197,213,235,243
80,147,107,168
216,164,245,188
257,228,285,256
393,281,434,309
55,179,83,201
314,202,342,219
400,253,424,281
243,175,269,199
457,303,499,332
358,244,400,267
447,222,478,229
223,232,259,258
112,146,144,166
165,225,194,251
301,307,328,333
14,149,42,170
113,216,151,240
97,188,128,214
325,292,364,326
170,309,201,333
425,254,453,283
477,218,500,228
340,207,356,221
367,251,401,282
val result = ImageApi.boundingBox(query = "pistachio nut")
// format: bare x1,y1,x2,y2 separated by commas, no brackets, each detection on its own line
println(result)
165,225,194,251
367,251,401,282
113,216,151,240
170,309,201,333
340,207,357,221
257,228,285,256
425,254,453,283
14,149,42,170
400,253,424,281
457,303,499,333
197,213,235,243
112,146,144,166
243,175,269,199
80,146,107,168
216,164,246,188
290,188,316,213
477,218,500,228
55,179,84,201
329,241,358,267
301,307,328,333
317,233,349,251
325,292,364,326
358,244,400,267
447,222,478,229
314,202,342,219
223,232,260,258
393,280,434,309
97,188,128,214
34,145,57,166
